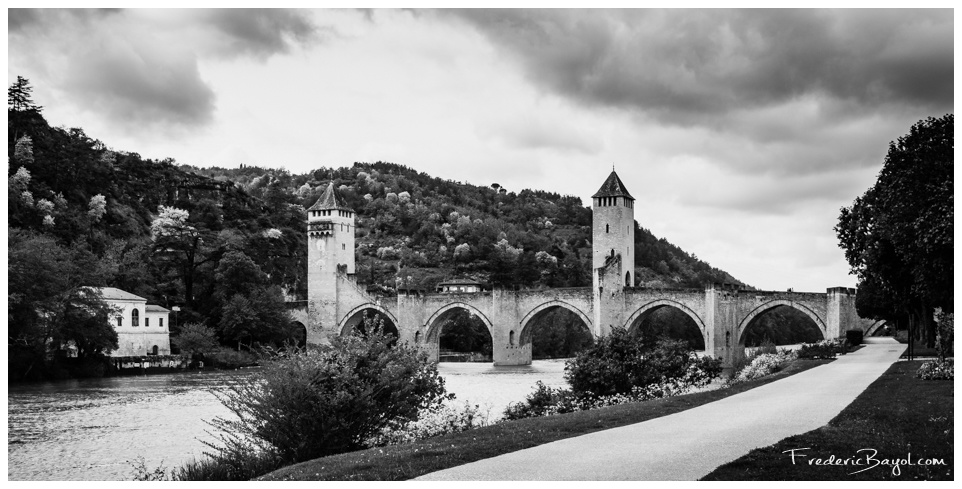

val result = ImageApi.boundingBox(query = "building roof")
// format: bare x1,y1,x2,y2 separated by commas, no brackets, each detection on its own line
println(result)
438,278,481,286
307,182,353,212
591,170,634,200
145,304,170,313
94,287,146,302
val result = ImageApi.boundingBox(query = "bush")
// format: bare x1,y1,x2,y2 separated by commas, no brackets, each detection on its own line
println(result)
565,329,693,397
504,351,723,420
366,400,490,446
730,350,797,384
207,348,258,369
503,382,581,420
917,359,953,380
846,329,864,346
190,326,448,480
797,339,847,359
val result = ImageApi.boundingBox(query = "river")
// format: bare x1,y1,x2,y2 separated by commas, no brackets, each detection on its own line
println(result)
7,360,569,481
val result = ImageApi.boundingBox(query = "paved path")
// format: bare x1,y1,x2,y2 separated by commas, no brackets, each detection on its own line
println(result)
417,338,906,480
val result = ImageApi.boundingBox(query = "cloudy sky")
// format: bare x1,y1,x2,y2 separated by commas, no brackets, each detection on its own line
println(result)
7,8,954,292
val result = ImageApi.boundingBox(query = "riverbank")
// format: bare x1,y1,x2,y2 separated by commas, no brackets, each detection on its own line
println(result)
260,358,832,481
701,359,953,480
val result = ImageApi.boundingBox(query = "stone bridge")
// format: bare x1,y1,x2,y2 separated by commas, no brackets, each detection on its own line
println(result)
289,279,872,368
293,171,874,369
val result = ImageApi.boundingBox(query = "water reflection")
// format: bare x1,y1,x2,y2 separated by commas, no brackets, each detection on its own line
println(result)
8,360,569,481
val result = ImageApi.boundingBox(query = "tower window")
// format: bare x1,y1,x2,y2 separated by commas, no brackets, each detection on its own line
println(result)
606,224,609,233
342,244,346,250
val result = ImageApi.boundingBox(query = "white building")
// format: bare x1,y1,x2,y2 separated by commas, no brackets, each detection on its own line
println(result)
97,287,172,357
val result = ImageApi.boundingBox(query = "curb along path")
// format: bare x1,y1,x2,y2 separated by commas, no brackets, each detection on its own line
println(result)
416,339,907,481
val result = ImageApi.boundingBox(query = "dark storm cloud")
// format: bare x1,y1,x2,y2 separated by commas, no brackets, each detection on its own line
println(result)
9,9,320,131
202,8,320,59
67,44,216,128
439,9,953,123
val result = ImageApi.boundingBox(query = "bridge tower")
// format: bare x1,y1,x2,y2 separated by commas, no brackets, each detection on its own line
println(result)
306,181,356,344
591,169,635,335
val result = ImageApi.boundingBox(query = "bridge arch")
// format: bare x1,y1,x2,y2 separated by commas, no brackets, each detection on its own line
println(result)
338,303,400,337
625,299,707,332
866,320,889,336
736,300,826,346
518,300,593,341
423,302,495,341
624,299,708,350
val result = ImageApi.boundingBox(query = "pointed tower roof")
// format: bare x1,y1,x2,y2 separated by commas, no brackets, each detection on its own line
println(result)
307,182,353,212
591,170,634,200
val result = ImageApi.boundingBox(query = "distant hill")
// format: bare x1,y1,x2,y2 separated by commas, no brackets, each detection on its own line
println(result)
183,161,747,295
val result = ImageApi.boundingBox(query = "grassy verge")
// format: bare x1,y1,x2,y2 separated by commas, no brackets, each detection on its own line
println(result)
701,360,953,481
260,359,832,481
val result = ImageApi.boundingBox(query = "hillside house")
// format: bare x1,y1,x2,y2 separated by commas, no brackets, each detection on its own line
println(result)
96,287,171,356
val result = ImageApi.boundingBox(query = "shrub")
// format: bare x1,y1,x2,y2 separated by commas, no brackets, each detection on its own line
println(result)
730,350,797,384
505,352,723,420
797,339,846,359
192,326,448,480
503,382,581,420
565,329,693,397
917,359,953,380
207,348,258,369
366,400,490,446
846,329,864,346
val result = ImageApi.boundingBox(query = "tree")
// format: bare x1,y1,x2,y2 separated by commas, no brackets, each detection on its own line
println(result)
171,322,220,360
150,206,219,309
218,286,293,350
8,76,42,112
836,114,953,346
56,288,119,359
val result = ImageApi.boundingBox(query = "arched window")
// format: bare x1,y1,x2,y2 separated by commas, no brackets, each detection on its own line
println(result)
131,309,139,327
625,272,631,287
151,345,159,355
509,330,515,346
606,223,609,233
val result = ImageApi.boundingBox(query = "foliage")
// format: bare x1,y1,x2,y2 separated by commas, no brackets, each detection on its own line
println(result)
916,359,953,380
129,457,171,481
206,349,259,369
171,322,221,360
504,355,723,420
366,401,490,447
796,339,847,359
8,227,118,379
198,324,448,480
845,329,864,346
836,114,953,347
729,350,797,384
565,330,700,397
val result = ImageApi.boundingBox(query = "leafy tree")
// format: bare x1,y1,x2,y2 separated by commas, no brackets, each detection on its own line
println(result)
836,114,953,346
171,322,220,360
218,286,293,350
56,289,119,359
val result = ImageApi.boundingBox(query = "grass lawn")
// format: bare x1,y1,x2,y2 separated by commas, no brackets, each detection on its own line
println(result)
701,360,953,481
260,359,831,481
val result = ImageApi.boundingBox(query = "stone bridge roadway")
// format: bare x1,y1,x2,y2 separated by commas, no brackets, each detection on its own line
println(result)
290,281,871,367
